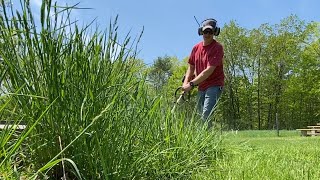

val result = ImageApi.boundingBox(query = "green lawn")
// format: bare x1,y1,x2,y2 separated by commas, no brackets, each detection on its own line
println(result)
212,130,320,180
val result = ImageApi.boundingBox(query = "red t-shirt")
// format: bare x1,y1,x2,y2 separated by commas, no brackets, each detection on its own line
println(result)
188,40,224,91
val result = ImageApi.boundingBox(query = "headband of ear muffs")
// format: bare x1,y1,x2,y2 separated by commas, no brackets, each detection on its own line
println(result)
198,18,220,36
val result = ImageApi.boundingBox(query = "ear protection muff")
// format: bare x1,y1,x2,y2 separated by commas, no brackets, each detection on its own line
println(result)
198,18,220,36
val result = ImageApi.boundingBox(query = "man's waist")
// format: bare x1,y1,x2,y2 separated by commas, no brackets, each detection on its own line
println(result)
198,76,224,89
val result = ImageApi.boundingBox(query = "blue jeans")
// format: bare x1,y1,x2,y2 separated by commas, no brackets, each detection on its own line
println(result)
197,86,223,123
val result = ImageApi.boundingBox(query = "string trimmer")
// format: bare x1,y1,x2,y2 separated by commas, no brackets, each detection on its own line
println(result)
171,86,191,113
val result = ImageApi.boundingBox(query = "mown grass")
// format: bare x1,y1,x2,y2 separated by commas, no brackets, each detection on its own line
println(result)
214,130,320,179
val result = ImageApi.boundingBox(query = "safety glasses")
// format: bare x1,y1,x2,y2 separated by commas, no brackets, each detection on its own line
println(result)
203,30,213,35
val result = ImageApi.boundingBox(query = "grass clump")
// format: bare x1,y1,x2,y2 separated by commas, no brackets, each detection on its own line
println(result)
0,1,225,179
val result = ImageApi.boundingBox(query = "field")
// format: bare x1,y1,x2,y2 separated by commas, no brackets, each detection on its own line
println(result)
1,1,319,179
213,130,320,180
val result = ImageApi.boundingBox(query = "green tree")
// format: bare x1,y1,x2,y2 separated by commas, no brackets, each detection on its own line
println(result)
148,55,175,91
216,15,319,130
218,21,249,129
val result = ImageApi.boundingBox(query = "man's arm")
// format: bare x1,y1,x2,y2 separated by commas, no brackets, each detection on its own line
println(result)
191,66,215,85
182,65,216,92
183,65,195,86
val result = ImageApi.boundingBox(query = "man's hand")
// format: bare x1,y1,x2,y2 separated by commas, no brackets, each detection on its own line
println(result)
182,83,193,93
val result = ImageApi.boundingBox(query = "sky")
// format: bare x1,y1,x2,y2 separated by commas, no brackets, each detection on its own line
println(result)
10,0,320,65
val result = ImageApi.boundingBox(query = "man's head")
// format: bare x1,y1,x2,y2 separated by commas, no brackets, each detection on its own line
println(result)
198,18,220,36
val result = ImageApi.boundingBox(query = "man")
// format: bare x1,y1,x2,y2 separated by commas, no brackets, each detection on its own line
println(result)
182,18,224,127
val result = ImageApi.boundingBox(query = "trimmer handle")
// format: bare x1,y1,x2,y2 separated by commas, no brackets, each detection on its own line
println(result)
174,87,190,103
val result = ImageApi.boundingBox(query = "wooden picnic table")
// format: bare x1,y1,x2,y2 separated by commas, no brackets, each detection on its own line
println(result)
307,126,320,128
0,124,26,130
296,128,320,136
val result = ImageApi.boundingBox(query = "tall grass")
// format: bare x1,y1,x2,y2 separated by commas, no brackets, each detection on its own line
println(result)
0,1,224,179
0,94,22,179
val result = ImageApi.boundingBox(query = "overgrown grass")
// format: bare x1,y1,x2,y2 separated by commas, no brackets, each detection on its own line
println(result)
214,130,320,179
0,1,224,179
